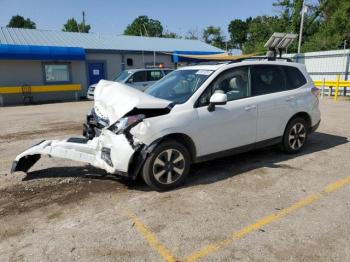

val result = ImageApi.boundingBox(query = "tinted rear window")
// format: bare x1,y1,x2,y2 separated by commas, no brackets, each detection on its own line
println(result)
283,66,307,89
146,70,162,81
251,65,286,96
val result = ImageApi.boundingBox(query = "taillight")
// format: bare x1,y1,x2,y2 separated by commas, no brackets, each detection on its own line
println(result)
311,86,320,97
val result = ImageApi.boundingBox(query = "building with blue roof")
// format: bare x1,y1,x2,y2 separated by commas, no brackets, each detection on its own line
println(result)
0,27,223,105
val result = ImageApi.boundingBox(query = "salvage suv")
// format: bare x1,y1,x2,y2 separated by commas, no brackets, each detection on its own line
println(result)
12,58,321,191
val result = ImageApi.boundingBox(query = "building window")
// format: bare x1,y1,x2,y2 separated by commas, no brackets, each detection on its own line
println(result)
44,63,71,83
126,58,133,66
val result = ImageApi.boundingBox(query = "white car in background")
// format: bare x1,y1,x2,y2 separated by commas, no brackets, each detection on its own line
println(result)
87,68,173,99
12,58,321,191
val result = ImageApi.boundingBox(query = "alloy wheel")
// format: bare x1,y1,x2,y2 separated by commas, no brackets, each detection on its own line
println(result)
152,149,185,184
288,123,306,150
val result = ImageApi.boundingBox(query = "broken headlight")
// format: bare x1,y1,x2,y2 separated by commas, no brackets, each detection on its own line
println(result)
108,114,145,134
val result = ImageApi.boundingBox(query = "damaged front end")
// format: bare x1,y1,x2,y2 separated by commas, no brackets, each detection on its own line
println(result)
11,80,173,177
11,129,138,176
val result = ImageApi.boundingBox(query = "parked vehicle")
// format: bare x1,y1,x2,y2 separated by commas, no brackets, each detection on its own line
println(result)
87,68,173,99
12,58,321,191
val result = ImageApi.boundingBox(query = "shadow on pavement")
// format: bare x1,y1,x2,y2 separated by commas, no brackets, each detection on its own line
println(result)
186,132,348,187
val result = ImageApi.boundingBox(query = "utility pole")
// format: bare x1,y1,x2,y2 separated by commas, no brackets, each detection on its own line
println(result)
81,11,86,32
140,29,145,67
298,1,307,54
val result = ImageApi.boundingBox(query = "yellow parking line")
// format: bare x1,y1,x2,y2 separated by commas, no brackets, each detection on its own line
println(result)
185,176,350,262
125,209,177,262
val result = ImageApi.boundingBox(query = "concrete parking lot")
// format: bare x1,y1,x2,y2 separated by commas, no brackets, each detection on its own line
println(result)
1,98,350,262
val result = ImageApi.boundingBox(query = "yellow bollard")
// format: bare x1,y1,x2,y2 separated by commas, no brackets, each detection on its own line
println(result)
334,75,340,101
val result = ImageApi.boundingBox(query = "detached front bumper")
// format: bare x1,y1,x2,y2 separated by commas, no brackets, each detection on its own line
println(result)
11,130,136,175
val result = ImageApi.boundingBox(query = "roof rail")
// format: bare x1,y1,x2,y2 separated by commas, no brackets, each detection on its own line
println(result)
188,61,229,66
228,56,293,64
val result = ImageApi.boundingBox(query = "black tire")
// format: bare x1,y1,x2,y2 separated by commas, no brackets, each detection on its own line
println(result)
282,117,309,154
142,140,191,191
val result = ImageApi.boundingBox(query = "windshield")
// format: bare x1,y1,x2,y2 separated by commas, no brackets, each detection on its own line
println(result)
114,70,133,82
145,69,213,103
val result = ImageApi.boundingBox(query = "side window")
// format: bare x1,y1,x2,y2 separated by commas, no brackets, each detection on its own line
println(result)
146,70,162,81
283,66,307,89
251,65,286,96
130,71,146,82
197,67,249,107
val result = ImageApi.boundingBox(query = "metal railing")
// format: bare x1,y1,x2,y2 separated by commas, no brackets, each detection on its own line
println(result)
314,75,350,101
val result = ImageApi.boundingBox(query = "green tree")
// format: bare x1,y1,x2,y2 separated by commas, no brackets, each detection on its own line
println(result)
7,15,36,29
162,31,181,38
62,18,91,33
243,16,287,53
202,26,225,49
303,0,350,51
124,16,163,37
63,18,79,32
273,0,303,33
228,19,249,49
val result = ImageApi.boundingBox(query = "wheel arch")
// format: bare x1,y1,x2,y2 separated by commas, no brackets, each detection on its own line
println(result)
285,112,312,133
127,132,197,179
159,133,197,161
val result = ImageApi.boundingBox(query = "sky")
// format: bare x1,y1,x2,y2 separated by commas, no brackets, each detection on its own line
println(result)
0,0,276,38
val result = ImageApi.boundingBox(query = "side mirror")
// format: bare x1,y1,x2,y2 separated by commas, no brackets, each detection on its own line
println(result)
127,77,133,84
208,92,227,112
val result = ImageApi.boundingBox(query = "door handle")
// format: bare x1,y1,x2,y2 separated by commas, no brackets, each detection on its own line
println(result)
244,105,256,111
285,96,295,102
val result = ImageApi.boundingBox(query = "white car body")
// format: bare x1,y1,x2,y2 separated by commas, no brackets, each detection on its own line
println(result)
12,60,321,189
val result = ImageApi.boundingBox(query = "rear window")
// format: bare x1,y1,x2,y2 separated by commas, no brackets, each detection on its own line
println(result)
251,65,286,96
283,66,307,89
146,70,162,81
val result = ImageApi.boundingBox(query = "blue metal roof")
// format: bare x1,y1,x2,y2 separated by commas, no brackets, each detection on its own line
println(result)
0,27,223,53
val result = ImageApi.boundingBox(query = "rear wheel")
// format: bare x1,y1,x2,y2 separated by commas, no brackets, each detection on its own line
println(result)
142,140,191,191
282,117,309,153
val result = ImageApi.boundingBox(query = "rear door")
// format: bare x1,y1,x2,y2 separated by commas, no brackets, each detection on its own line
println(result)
87,62,105,86
250,65,297,142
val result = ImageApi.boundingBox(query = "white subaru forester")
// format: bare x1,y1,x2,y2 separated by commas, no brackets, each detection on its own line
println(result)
12,59,321,191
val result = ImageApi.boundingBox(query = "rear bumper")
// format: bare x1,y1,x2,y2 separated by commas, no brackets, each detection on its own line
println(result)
311,120,321,133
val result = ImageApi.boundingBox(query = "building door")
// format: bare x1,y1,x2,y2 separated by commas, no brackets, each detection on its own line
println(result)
87,62,105,85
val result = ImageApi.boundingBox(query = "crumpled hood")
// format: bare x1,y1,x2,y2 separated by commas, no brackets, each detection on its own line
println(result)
93,80,172,124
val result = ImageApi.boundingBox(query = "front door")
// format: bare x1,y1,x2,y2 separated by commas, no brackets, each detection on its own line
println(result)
193,66,258,156
88,62,105,85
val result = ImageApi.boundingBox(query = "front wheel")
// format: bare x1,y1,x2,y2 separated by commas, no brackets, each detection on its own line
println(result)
282,117,309,154
142,140,191,191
